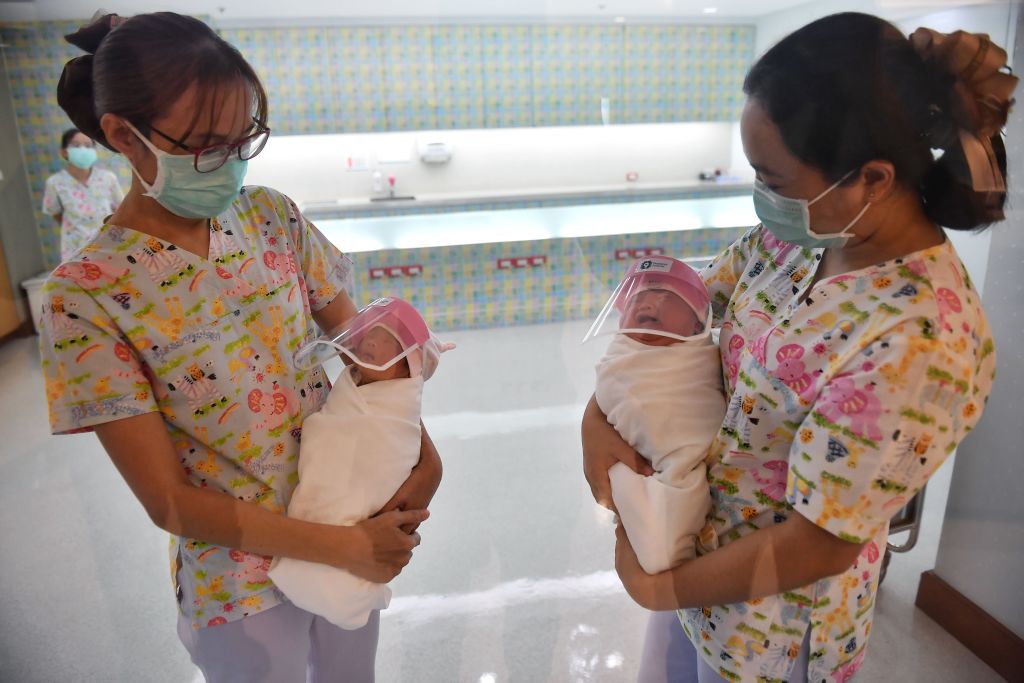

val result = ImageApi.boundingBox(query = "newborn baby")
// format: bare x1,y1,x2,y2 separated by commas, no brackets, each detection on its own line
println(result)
588,257,727,573
268,297,452,629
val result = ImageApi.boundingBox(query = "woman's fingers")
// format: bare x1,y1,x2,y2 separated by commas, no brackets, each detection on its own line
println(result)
388,508,430,529
617,446,655,477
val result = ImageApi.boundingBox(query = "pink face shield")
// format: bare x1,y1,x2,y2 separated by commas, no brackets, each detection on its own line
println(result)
583,256,712,344
294,297,454,380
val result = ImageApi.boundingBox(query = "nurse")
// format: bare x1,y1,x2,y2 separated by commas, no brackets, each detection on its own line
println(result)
40,12,440,681
42,127,124,260
581,13,1014,683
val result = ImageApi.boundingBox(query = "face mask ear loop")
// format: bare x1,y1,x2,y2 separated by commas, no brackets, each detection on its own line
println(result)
805,170,870,241
122,120,165,196
807,169,857,207
833,202,872,239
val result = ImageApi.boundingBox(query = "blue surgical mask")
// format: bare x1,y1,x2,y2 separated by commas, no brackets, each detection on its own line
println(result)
753,172,871,249
66,146,98,170
125,121,246,220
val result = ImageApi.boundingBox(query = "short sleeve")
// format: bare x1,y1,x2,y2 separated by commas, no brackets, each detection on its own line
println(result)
42,176,63,217
38,280,159,435
274,191,354,312
700,226,760,326
786,322,986,543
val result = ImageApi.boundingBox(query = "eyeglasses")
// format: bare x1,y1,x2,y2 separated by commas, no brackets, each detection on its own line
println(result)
148,121,271,173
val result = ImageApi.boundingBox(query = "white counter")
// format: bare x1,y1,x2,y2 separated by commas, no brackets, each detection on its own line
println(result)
315,194,756,253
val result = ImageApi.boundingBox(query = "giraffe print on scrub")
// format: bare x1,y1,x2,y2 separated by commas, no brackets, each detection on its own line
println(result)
38,186,354,630
680,226,995,683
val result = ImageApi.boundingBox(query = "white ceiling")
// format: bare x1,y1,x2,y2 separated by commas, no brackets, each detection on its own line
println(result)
0,0,1001,24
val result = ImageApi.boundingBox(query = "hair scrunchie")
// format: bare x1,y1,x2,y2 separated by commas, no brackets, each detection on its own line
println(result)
910,27,1018,192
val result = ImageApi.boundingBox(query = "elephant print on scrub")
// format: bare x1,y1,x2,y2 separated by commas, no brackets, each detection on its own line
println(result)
773,344,821,404
38,186,353,631
816,373,885,442
247,383,299,433
687,226,994,683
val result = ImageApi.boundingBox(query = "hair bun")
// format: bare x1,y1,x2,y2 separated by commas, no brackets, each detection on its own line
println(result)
64,13,121,54
909,28,1017,136
56,54,109,149
57,13,123,150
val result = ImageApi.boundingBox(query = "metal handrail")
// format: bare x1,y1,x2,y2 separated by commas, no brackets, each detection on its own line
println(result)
886,485,927,554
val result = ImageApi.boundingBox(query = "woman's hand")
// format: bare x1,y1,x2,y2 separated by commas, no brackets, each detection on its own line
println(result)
375,424,442,533
336,509,429,582
614,522,675,611
581,395,653,512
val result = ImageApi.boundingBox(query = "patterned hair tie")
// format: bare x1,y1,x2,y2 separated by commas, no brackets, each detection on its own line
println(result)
910,27,1018,192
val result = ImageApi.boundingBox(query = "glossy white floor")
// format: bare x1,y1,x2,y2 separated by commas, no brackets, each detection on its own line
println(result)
0,320,1001,682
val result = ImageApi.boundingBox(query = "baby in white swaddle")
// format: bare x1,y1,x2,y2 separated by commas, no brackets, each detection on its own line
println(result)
587,256,726,574
268,297,452,629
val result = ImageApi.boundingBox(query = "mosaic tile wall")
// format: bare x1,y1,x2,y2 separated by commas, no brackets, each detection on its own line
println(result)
347,226,748,332
219,23,755,133
2,18,753,270
0,20,133,270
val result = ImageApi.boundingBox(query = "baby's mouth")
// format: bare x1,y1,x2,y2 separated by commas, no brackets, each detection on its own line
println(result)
636,314,659,326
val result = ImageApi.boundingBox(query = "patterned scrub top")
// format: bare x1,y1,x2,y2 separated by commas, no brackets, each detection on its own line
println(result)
38,186,353,629
681,226,995,683
42,168,124,260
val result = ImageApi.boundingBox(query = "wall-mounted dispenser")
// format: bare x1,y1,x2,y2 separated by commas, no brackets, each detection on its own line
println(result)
418,139,453,165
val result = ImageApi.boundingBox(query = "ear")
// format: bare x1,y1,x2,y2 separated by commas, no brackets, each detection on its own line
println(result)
100,113,142,161
859,160,896,203
60,148,69,161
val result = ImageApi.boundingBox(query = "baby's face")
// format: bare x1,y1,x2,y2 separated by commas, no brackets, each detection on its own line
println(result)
350,326,411,382
356,326,403,366
622,289,701,346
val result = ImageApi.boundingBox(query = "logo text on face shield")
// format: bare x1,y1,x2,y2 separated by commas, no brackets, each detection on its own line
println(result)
637,258,672,273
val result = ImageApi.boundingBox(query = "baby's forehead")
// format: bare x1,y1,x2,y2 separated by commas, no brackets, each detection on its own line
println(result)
363,325,400,343
630,288,686,305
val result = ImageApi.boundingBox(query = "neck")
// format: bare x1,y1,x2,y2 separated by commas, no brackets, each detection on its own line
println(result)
826,189,944,273
107,177,211,258
66,164,91,183
110,177,209,238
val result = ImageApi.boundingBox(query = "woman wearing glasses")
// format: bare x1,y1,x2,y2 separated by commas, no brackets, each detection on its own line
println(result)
40,12,440,681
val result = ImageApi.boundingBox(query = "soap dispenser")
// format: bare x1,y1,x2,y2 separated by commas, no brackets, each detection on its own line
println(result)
372,170,384,195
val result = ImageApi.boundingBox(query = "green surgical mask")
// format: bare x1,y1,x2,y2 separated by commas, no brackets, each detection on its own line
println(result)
753,171,871,249
66,147,97,170
125,121,246,220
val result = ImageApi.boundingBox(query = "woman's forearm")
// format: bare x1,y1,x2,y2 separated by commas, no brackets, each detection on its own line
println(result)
95,413,352,568
157,482,351,567
622,512,863,610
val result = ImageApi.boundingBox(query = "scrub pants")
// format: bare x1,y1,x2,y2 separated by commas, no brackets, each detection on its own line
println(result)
638,610,810,683
177,601,379,682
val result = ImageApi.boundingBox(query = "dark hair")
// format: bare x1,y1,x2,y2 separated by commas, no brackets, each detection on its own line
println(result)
60,128,81,149
57,12,268,152
744,12,1010,230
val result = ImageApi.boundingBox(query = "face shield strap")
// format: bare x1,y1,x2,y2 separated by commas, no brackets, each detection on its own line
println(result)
611,304,713,343
295,338,418,373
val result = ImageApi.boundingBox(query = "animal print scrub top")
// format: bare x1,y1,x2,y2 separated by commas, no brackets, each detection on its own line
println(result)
682,226,995,682
39,186,353,629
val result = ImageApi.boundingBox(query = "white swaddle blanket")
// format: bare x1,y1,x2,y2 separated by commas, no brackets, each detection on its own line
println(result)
595,334,726,574
268,367,423,629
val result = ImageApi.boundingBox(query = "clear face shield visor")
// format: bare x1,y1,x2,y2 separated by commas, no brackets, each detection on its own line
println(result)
294,297,452,380
583,257,712,344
